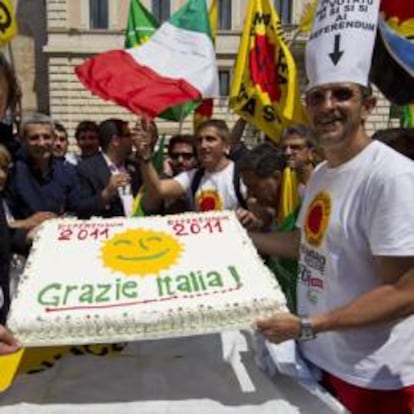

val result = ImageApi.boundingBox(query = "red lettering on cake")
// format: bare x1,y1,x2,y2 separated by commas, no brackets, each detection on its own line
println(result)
171,218,224,236
57,227,110,241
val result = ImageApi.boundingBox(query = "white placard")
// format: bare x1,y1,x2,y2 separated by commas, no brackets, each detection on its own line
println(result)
306,0,381,89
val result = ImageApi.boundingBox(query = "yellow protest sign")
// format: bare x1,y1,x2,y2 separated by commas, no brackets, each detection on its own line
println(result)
229,0,306,142
0,0,17,46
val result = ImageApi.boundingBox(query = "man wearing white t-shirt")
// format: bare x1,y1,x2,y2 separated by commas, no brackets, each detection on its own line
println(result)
136,119,249,214
252,81,414,413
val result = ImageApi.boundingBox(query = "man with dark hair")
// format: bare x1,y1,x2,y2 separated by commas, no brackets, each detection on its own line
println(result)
165,134,197,177
77,118,142,218
52,122,69,160
237,144,298,310
65,120,100,165
235,142,285,228
237,142,286,214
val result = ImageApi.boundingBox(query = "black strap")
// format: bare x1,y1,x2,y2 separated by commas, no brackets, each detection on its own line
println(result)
191,168,205,199
190,165,246,209
232,162,247,209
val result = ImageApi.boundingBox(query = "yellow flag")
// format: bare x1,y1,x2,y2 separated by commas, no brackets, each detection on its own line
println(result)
298,0,318,34
229,0,306,143
277,167,300,224
209,0,218,40
0,0,18,46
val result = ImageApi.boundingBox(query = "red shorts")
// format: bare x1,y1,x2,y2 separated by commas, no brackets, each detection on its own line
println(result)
321,371,414,414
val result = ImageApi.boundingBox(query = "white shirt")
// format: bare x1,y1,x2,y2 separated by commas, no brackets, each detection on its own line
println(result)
174,162,246,211
297,141,414,389
102,154,134,217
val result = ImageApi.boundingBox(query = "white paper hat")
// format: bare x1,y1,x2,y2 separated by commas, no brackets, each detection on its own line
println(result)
305,0,381,89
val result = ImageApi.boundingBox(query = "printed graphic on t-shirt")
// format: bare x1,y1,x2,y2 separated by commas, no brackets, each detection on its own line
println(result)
196,189,223,211
304,191,331,247
298,243,327,305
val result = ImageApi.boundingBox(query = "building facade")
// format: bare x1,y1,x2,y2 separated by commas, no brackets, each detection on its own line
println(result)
11,0,399,148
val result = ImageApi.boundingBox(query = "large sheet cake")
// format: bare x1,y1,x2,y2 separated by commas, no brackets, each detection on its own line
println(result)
7,211,286,346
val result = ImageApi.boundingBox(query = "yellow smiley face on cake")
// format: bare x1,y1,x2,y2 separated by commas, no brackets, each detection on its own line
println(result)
101,229,183,276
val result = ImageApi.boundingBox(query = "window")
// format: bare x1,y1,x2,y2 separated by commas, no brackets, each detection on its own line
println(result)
89,0,109,29
219,70,231,97
274,0,292,24
218,0,232,30
152,0,170,23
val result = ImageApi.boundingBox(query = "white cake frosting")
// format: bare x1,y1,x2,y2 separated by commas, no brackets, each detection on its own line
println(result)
7,211,287,346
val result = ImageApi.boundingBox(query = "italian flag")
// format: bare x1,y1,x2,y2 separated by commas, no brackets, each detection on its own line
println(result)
75,0,219,118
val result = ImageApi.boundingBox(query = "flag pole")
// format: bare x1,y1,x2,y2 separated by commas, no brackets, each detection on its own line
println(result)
6,42,16,69
178,104,185,134
287,28,301,47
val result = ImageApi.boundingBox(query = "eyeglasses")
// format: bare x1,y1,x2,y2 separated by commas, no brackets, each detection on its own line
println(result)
281,143,308,152
170,152,194,161
305,86,358,107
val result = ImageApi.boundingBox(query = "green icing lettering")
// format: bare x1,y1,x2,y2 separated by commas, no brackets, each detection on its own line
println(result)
189,272,200,291
176,275,192,293
206,271,223,288
79,284,94,303
122,281,138,298
38,283,62,306
228,265,242,287
157,276,174,297
115,278,122,301
37,280,140,307
95,284,111,302
197,271,207,290
63,285,78,305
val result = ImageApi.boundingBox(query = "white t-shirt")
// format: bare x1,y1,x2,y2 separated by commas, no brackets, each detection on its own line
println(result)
102,154,134,217
297,141,414,390
174,162,246,211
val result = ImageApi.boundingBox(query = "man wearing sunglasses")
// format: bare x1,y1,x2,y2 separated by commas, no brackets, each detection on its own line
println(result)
165,134,197,177
252,80,414,413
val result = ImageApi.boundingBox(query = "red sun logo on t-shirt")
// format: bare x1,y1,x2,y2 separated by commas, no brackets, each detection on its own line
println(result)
304,192,331,247
196,189,223,212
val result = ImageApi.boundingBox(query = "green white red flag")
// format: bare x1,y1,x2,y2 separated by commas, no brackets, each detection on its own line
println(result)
76,0,219,119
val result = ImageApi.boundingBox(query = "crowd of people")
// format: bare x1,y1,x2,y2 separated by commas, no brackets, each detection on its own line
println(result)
0,44,414,413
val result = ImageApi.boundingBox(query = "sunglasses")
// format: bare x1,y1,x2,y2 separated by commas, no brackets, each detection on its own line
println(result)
170,152,194,161
306,86,358,107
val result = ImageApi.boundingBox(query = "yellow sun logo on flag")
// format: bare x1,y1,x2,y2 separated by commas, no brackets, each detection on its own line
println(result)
100,229,183,276
196,189,223,211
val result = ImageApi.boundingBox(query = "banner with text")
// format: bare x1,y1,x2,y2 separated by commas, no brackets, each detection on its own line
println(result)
306,0,380,89
0,0,17,46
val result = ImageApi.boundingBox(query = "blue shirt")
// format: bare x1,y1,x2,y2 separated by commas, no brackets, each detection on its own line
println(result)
7,156,82,219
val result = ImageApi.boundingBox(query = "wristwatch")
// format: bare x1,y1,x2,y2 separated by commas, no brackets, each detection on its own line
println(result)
298,317,316,341
139,154,152,163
